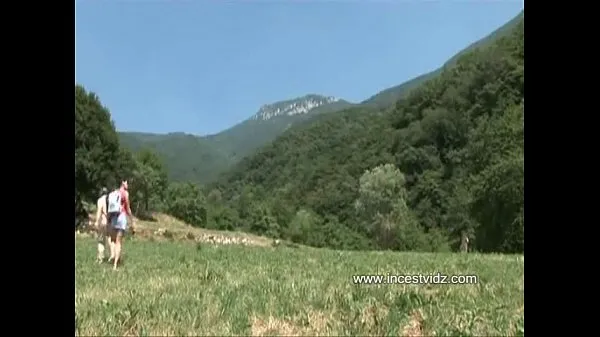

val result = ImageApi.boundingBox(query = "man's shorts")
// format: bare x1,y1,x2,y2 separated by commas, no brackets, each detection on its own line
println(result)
111,213,128,232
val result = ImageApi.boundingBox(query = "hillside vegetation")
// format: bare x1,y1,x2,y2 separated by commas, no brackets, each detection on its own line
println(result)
75,237,524,336
75,11,524,337
119,95,354,184
76,13,523,256
118,11,523,186
361,10,523,108
119,132,233,184
209,16,524,254
205,96,354,163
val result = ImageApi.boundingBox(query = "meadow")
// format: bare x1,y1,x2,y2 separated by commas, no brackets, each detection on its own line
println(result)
75,236,524,336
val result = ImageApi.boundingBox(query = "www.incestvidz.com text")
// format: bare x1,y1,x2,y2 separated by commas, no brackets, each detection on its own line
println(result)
352,272,478,285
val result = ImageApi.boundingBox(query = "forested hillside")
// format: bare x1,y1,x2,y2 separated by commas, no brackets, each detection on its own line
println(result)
119,95,353,184
361,10,523,108
203,95,354,163
119,131,233,184
211,16,524,254
118,11,523,186
77,13,523,255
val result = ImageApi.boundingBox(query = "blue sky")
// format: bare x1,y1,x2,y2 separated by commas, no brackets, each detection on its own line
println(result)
75,1,523,136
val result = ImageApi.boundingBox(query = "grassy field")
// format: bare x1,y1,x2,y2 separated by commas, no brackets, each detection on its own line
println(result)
75,236,524,336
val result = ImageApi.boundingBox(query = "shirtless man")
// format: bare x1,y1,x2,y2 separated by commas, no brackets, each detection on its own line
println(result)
94,187,114,263
108,180,135,270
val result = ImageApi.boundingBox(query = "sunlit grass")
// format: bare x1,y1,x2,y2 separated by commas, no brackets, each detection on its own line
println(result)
75,237,524,336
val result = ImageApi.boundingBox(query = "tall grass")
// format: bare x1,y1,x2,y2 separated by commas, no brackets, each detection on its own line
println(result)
75,237,524,336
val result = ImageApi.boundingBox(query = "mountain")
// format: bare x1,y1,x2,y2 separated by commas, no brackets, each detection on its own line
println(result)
119,94,354,184
213,13,524,253
250,94,344,121
120,10,523,186
204,95,354,161
118,131,233,183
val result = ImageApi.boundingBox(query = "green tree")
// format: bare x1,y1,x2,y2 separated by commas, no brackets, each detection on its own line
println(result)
355,164,425,249
467,103,524,253
163,182,207,227
248,202,280,238
75,84,123,224
287,209,321,243
131,148,168,217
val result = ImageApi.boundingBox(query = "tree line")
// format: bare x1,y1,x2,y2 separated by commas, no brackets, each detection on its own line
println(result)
211,17,524,254
75,17,523,255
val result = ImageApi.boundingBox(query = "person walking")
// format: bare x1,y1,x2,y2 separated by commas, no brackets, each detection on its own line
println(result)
107,180,135,270
94,187,114,263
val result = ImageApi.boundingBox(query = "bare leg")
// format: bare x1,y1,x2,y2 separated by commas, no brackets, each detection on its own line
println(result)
107,217,116,263
108,236,116,261
113,230,123,270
